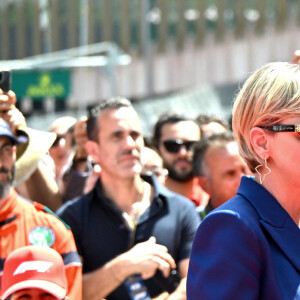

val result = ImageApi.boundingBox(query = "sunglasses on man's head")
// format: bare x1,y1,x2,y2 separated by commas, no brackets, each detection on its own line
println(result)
162,139,197,153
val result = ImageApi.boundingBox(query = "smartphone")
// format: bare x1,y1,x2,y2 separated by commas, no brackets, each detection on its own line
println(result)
153,269,181,294
0,69,11,93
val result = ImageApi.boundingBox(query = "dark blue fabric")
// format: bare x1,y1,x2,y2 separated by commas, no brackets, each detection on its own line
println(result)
187,176,300,300
61,251,82,266
57,174,200,300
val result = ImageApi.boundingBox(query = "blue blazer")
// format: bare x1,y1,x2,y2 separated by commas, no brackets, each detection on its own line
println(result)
187,176,300,300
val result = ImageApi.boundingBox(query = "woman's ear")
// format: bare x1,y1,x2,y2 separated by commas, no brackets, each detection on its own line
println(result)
249,127,270,161
85,140,100,164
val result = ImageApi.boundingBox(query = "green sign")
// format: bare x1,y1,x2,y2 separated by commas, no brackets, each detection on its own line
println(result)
12,70,71,100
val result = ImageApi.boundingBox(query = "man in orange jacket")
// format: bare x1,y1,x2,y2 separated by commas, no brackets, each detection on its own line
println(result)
0,117,82,300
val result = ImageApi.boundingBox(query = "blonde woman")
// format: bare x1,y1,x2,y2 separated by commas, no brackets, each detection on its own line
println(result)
187,62,300,300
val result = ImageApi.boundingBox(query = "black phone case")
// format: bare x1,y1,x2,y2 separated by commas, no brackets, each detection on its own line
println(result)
0,70,11,93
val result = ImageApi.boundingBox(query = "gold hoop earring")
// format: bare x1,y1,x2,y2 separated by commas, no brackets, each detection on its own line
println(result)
255,158,271,184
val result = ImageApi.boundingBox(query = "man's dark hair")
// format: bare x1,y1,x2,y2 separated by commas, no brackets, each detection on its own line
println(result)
87,96,133,142
152,112,198,150
192,131,235,176
195,113,229,134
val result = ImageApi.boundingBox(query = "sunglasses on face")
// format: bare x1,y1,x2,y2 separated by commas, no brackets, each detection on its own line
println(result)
258,124,300,132
51,134,67,148
162,139,197,153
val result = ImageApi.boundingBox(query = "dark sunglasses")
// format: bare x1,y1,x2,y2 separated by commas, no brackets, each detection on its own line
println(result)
162,139,197,153
51,134,66,148
259,124,300,132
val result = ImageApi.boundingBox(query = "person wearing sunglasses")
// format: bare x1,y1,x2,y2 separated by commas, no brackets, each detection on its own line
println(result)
152,113,209,208
48,116,77,183
48,116,95,204
187,62,300,299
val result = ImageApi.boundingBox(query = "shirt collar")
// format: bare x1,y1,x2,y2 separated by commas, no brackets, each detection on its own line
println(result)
141,173,174,200
93,174,170,217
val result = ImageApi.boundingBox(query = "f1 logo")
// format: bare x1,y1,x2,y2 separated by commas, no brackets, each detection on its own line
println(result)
13,261,53,275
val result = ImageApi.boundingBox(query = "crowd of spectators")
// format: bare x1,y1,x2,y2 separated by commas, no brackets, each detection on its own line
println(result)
0,53,300,300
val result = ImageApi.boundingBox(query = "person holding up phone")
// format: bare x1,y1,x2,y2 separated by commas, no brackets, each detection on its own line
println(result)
0,68,11,94
0,78,65,211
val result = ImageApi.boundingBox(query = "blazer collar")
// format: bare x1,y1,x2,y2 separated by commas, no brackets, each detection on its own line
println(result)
237,176,289,227
237,176,300,272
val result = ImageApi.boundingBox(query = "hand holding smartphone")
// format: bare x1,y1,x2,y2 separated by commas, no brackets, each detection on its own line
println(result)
0,69,18,129
0,68,11,93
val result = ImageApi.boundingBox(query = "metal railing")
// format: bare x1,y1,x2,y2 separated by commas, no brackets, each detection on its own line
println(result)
0,42,131,70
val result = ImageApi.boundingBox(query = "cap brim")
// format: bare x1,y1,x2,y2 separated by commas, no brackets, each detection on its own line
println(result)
1,279,67,300
14,127,56,187
1,133,27,145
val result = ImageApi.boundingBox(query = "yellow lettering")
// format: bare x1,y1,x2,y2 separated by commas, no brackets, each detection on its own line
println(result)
26,74,66,97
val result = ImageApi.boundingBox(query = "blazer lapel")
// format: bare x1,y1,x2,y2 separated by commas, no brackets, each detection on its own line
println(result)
261,220,300,272
237,176,300,273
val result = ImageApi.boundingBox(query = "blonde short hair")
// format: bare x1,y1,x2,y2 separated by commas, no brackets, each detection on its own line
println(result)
232,62,300,172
